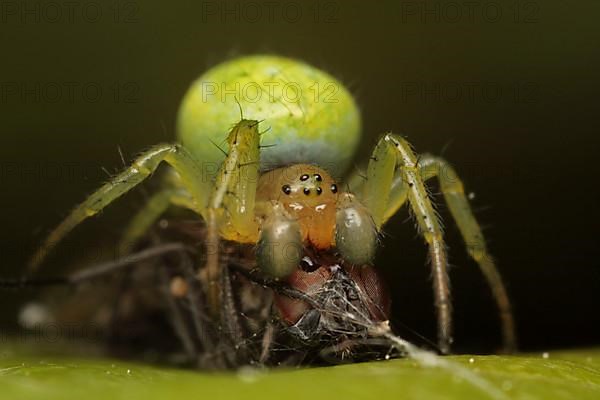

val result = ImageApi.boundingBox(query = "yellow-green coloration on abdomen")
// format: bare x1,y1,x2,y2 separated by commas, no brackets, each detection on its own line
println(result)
176,55,361,177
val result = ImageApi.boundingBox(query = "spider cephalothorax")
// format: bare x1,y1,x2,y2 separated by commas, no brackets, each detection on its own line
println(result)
255,164,377,279
259,164,341,251
27,54,516,364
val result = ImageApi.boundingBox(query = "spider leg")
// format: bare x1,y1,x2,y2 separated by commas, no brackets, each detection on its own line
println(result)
118,187,196,255
417,154,516,352
30,120,262,311
376,153,516,352
259,320,275,365
363,134,452,354
203,119,261,313
28,144,210,272
219,263,248,366
177,250,224,368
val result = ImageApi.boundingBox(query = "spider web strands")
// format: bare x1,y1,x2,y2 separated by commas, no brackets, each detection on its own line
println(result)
1,243,192,288
9,243,502,389
302,277,508,400
167,267,300,369
232,262,502,394
374,326,509,400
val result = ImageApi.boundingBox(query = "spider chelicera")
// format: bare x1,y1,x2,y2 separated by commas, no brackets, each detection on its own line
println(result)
27,55,516,366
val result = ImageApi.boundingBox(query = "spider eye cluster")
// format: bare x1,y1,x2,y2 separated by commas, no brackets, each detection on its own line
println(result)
280,175,339,197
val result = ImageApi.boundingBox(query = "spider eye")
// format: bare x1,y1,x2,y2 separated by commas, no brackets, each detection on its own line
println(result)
316,187,322,195
303,187,311,195
314,174,322,181
300,174,309,181
282,185,292,195
331,184,338,193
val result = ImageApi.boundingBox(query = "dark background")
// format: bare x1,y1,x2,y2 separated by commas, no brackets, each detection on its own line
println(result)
1,0,598,353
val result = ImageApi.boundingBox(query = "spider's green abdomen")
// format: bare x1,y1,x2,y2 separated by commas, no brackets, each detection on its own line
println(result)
176,55,361,177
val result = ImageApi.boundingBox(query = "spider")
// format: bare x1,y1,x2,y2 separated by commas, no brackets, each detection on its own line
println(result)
27,54,516,362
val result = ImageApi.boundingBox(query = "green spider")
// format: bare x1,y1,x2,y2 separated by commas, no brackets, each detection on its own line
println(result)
28,55,516,357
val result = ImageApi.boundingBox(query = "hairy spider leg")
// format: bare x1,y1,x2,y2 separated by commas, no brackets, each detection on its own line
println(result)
118,187,196,255
28,144,210,273
28,120,264,316
371,152,516,352
203,119,261,313
361,134,452,354
415,154,516,352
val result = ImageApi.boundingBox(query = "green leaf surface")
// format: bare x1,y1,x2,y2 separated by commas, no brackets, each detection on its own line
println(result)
1,344,599,400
